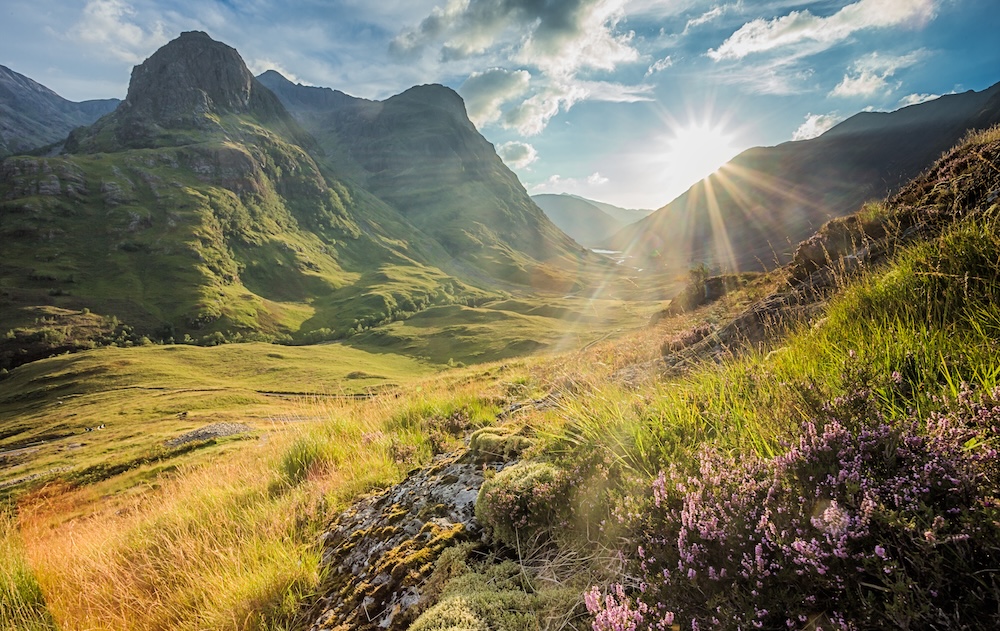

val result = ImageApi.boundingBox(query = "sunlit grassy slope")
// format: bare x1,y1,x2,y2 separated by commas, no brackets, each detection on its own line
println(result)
0,127,997,631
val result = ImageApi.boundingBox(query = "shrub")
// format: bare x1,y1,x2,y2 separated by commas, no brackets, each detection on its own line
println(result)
589,384,1000,630
476,461,571,552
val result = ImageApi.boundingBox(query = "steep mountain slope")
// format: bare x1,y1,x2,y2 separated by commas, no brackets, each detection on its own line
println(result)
0,64,118,157
0,32,492,365
258,71,597,287
609,81,1000,272
531,193,624,247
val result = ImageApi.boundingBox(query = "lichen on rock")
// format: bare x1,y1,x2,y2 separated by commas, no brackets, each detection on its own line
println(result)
308,452,489,631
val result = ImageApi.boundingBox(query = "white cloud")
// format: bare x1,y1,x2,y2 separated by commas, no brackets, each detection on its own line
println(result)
498,79,650,136
531,171,610,196
247,58,308,85
395,0,647,135
502,82,587,136
709,0,938,61
703,53,816,95
897,92,941,107
497,141,539,169
460,68,532,128
645,55,673,77
684,5,725,32
68,0,167,63
829,50,924,98
394,0,639,78
792,112,843,140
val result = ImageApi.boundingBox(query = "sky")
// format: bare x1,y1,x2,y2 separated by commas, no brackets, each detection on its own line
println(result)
1,0,998,210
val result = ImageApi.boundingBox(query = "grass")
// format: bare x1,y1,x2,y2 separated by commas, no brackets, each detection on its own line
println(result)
0,509,55,631
5,363,518,631
1,128,997,630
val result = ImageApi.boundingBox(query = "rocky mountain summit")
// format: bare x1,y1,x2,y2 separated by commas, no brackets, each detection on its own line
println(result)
69,31,290,151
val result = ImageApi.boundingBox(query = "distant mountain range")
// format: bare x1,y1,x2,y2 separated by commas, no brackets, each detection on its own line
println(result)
530,193,652,248
608,81,1000,272
0,32,603,365
0,65,119,157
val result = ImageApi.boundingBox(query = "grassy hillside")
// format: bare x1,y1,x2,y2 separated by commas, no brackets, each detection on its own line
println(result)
1,125,997,631
258,73,607,288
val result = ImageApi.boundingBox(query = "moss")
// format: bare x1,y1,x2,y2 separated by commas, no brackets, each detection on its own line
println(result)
475,461,571,551
410,550,584,631
469,427,534,463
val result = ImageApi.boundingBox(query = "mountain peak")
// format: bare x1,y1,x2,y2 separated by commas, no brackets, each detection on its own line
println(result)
121,31,281,127
63,31,290,151
390,84,468,119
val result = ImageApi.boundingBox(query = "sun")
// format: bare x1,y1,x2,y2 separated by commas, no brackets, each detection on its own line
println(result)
664,121,740,189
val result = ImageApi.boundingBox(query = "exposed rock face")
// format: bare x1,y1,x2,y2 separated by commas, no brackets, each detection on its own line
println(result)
122,31,280,126
309,452,486,631
72,31,289,150
0,64,118,156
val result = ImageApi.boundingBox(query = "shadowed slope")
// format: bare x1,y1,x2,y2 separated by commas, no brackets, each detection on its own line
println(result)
609,81,1000,273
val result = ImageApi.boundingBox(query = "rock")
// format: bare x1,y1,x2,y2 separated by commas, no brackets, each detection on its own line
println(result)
165,422,252,447
309,452,490,631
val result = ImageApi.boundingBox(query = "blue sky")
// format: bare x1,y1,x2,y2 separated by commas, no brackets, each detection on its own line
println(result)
1,0,998,209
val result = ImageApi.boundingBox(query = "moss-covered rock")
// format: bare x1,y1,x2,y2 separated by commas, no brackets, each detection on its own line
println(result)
475,460,571,552
309,453,485,631
468,426,533,464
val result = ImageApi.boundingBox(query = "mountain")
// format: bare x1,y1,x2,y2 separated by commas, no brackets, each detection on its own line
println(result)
257,71,594,286
0,32,502,365
566,195,653,225
530,193,624,247
608,81,1000,272
0,64,119,157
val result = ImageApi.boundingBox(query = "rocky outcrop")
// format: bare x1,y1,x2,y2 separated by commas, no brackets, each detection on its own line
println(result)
68,32,290,151
122,31,284,127
309,452,487,631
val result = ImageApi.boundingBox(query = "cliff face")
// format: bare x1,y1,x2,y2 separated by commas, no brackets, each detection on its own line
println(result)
71,31,290,151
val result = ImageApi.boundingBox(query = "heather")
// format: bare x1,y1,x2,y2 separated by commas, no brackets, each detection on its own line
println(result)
577,128,1000,630
589,383,1000,630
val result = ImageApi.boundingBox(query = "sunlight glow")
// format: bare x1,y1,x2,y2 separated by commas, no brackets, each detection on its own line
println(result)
663,122,740,188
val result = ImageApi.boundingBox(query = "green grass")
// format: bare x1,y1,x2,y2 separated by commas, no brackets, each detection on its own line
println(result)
0,510,55,631
0,341,434,497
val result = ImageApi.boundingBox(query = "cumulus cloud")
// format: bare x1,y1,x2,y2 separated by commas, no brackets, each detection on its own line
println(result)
247,58,308,85
792,112,843,140
497,141,539,169
498,79,650,136
460,68,532,127
68,0,167,63
645,55,673,77
395,0,646,135
898,92,941,106
829,51,923,98
393,0,638,78
709,0,938,61
502,82,586,135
